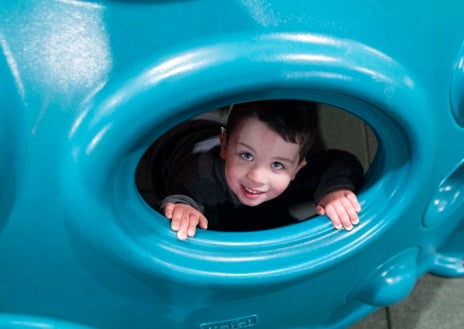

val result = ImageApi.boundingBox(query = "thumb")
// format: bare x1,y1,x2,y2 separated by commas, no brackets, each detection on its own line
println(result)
316,204,325,215
164,203,173,219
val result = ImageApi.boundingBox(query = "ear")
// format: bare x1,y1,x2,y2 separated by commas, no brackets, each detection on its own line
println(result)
219,131,227,159
291,159,307,180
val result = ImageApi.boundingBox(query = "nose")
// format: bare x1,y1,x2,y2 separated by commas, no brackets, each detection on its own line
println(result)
246,165,267,184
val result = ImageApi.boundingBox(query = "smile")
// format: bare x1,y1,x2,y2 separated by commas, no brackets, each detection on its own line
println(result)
242,185,265,197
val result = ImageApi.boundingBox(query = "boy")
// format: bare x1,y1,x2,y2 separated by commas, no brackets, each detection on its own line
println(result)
151,100,364,240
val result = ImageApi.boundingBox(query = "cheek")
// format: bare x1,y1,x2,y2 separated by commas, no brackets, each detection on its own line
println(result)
271,175,293,195
224,160,240,186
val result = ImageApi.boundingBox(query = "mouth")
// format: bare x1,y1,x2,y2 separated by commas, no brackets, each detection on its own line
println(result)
241,185,265,199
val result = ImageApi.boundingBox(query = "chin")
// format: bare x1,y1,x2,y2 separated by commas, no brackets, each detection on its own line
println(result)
240,198,266,207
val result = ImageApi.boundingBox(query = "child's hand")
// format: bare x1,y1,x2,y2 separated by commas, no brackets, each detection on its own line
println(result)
316,189,361,231
164,202,208,240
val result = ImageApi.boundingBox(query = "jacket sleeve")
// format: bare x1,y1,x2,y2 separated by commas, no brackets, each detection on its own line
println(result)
157,194,204,214
310,149,364,202
156,149,221,216
277,149,364,205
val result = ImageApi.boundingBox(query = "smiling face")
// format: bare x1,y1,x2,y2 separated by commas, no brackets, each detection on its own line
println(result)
220,117,307,207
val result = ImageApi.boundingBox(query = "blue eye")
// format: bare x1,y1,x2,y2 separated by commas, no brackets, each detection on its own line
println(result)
272,162,284,170
240,152,253,161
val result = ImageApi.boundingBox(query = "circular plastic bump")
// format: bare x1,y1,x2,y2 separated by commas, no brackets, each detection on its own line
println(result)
425,160,464,277
430,218,464,277
423,158,464,228
349,248,419,307
451,40,464,127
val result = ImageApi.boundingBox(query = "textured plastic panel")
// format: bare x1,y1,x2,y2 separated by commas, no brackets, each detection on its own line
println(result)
0,1,463,328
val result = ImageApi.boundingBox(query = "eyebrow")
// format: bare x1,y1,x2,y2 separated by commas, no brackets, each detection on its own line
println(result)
237,142,296,164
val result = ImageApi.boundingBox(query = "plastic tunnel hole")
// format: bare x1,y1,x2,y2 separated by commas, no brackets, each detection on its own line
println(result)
63,34,424,287
134,101,378,232
66,94,417,289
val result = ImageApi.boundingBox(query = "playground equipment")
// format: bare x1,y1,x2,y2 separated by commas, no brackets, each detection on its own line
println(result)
1,1,464,328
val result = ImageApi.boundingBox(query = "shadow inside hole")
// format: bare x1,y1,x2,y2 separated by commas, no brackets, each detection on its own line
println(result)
135,102,377,230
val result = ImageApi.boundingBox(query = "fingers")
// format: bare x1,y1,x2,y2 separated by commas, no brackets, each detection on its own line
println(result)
317,190,361,231
175,212,190,241
324,199,358,231
186,213,208,238
197,215,208,230
164,202,174,219
346,192,362,212
163,203,208,240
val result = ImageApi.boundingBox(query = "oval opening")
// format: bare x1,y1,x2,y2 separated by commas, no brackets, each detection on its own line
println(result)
135,100,377,233
60,32,427,287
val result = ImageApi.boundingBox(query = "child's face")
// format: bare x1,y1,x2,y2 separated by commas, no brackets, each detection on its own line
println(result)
220,117,307,207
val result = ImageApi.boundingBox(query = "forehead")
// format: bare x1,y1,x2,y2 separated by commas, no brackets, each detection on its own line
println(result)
230,117,273,137
230,118,301,160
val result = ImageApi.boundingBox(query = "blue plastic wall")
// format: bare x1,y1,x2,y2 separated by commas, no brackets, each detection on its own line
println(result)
1,1,464,328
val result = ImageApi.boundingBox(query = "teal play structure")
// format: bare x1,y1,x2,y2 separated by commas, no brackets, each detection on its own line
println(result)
1,1,464,328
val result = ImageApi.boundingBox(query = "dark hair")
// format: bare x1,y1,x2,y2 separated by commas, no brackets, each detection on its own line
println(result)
225,100,318,160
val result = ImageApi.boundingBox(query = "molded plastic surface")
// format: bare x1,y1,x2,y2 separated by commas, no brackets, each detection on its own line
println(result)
0,1,463,328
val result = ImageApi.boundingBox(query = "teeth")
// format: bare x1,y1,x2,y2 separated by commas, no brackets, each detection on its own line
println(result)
244,186,260,194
